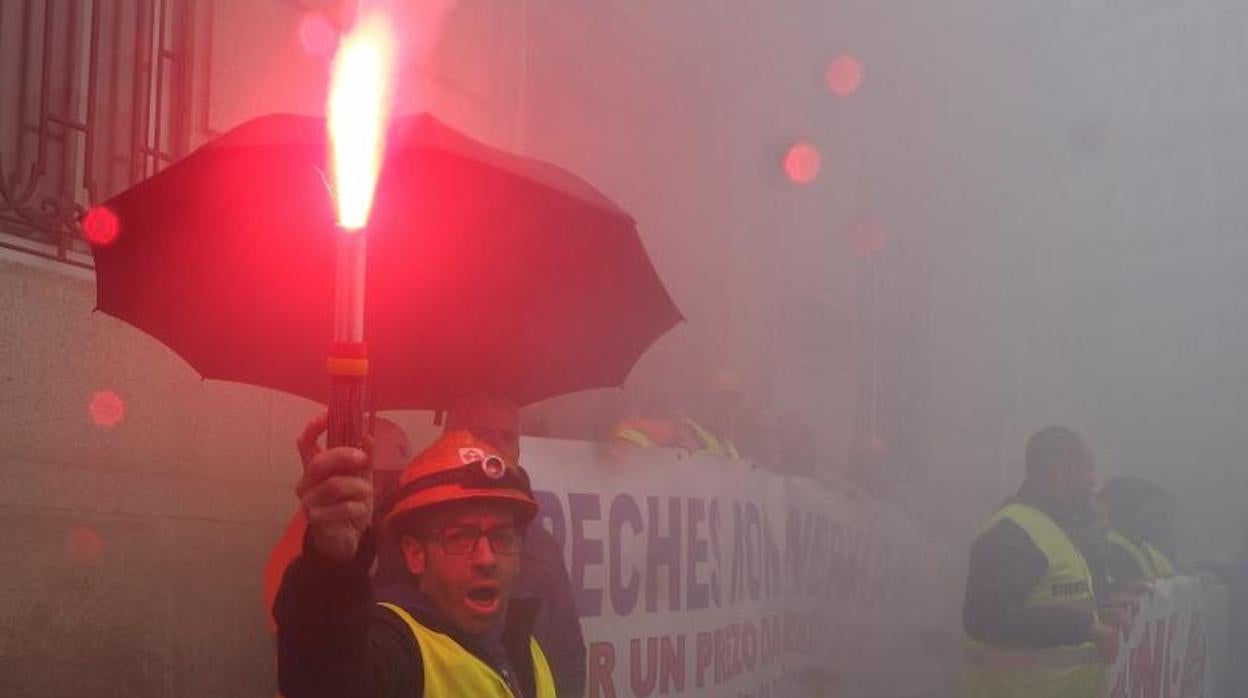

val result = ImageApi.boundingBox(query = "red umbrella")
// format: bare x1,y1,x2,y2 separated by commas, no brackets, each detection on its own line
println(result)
90,113,682,410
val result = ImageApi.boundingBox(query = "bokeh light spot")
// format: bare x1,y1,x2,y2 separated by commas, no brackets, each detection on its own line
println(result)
849,213,889,258
826,54,864,97
88,389,126,428
65,526,104,564
298,11,338,57
784,142,822,185
83,206,119,246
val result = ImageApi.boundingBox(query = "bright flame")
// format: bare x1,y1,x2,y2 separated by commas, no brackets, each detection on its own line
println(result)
328,10,397,231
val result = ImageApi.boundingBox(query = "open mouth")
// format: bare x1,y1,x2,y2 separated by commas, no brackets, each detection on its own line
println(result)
465,585,501,613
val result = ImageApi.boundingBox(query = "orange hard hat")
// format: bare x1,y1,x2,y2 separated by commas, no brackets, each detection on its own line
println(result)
380,429,538,537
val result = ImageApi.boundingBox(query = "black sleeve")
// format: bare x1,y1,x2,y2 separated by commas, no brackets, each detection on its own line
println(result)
1075,530,1113,610
515,527,587,697
962,519,1094,647
1105,540,1145,590
275,529,423,698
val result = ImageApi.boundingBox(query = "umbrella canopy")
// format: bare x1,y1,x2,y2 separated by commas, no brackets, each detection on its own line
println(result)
92,113,681,409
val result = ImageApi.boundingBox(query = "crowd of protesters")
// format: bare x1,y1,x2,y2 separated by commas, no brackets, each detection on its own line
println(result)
605,374,824,479
956,426,1247,698
267,369,876,698
266,382,1248,698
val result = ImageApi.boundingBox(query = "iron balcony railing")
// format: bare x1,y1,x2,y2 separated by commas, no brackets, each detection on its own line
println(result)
0,0,212,269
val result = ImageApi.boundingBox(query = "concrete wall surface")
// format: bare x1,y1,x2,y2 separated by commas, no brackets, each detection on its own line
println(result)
0,253,329,696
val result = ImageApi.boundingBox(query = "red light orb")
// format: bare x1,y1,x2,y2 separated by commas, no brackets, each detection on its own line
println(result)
88,389,126,428
298,11,338,57
65,526,104,564
849,214,888,258
784,142,822,185
826,54,864,97
83,206,119,246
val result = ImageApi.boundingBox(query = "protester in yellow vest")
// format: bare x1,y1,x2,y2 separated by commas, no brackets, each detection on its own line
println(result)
607,391,694,451
1101,476,1178,585
686,367,744,459
683,415,741,459
961,426,1120,698
275,418,556,698
607,390,744,459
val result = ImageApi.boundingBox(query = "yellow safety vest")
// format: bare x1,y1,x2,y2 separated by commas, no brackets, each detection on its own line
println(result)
379,603,557,698
611,424,657,448
684,418,740,459
1106,530,1176,581
962,503,1102,698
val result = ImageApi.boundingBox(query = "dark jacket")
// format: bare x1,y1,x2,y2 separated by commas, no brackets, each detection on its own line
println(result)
962,484,1104,647
1104,536,1148,589
275,530,544,698
514,525,587,697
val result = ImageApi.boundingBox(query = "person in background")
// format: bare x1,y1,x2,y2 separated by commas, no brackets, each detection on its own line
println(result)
847,432,893,501
961,426,1119,698
518,405,552,439
606,391,694,452
684,368,744,459
771,409,816,477
1229,514,1248,695
731,404,777,468
1100,476,1178,587
1196,513,1248,696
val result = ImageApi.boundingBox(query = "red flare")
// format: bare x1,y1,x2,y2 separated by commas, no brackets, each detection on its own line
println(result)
328,11,397,230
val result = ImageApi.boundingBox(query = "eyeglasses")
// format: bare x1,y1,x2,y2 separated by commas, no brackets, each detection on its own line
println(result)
434,525,523,556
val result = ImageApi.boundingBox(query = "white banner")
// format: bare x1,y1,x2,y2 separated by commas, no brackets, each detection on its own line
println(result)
1103,576,1215,698
522,438,962,698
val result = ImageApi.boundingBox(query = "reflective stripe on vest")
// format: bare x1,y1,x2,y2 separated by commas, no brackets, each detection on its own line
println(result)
1143,540,1176,578
684,419,740,459
964,643,1101,671
611,426,656,448
962,503,1101,698
1107,530,1176,580
379,602,557,698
